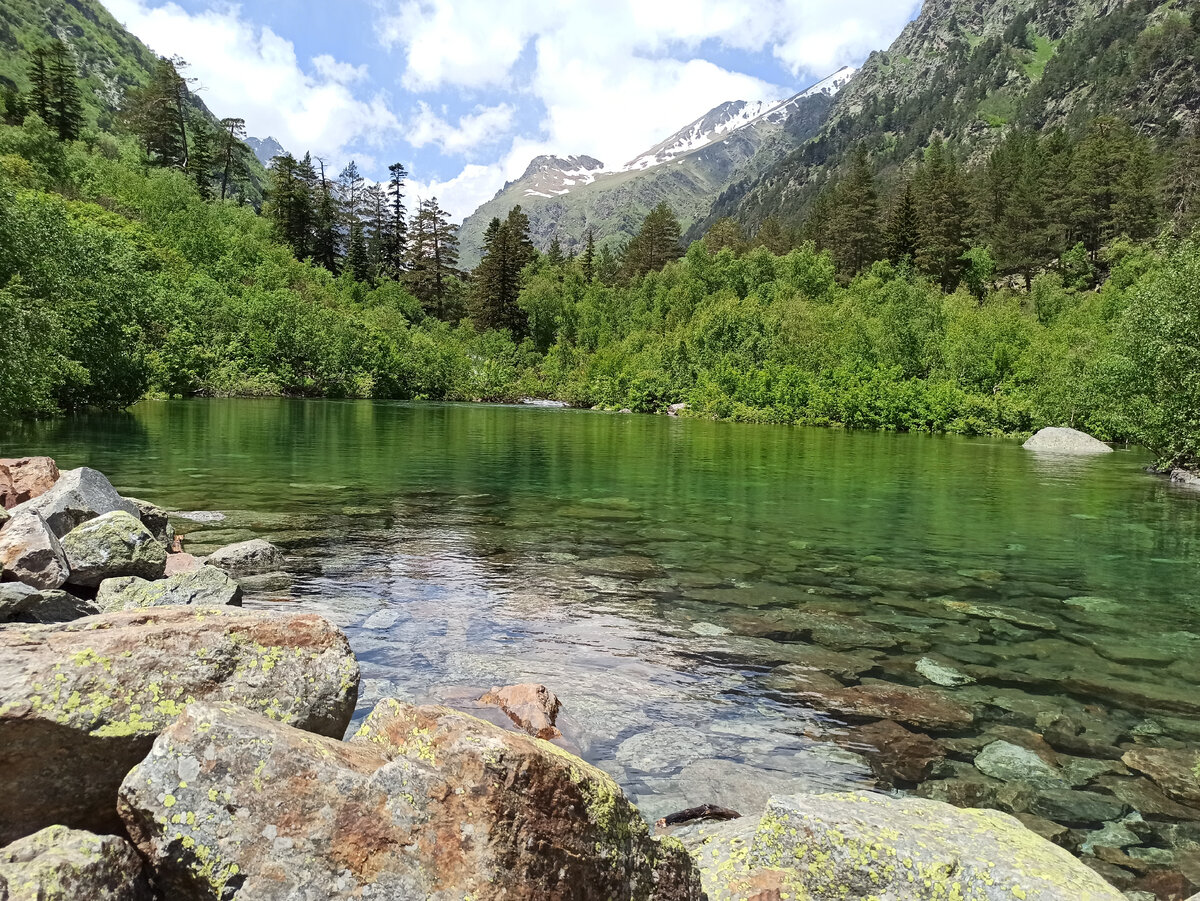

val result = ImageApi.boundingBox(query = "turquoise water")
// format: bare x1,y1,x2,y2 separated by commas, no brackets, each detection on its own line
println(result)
5,399,1200,878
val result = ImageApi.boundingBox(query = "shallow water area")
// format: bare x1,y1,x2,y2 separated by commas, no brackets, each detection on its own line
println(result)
6,398,1200,888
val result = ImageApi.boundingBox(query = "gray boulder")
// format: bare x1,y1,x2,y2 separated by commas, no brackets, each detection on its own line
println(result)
1171,469,1200,489
685,791,1124,900
0,510,69,590
60,512,167,588
0,825,151,901
0,606,359,843
9,467,139,538
205,537,282,574
124,498,175,546
96,565,242,611
974,740,1065,789
0,583,98,624
118,700,702,901
1023,427,1114,455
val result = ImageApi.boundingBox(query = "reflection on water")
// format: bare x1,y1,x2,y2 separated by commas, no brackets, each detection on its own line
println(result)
6,399,1200,878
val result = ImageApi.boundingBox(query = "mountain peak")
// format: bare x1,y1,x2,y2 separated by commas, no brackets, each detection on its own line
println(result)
498,155,607,201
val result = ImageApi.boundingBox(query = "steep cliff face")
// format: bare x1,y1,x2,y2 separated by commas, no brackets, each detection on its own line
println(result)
713,0,1196,233
457,76,844,267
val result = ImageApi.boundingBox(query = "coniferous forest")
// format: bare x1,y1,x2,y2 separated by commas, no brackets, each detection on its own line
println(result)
1,20,1199,474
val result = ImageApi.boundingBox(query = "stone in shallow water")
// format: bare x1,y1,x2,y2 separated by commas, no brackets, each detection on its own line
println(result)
61,512,167,587
684,792,1124,900
916,655,975,687
843,719,945,784
940,598,1058,631
975,740,1065,789
617,726,717,773
801,679,975,731
95,565,243,610
1024,426,1113,455
689,621,731,637
0,824,152,901
205,538,283,575
1030,788,1128,826
1122,748,1200,804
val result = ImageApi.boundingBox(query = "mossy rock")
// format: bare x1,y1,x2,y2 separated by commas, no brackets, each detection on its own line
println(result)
0,825,152,900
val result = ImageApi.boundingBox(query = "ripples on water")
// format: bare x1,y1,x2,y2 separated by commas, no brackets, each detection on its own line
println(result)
6,399,1200,883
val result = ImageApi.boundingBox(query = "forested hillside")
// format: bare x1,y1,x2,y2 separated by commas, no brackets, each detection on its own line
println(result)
0,0,1198,477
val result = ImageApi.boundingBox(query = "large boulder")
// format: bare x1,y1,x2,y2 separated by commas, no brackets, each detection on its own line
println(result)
1023,427,1114,455
60,512,167,588
0,582,98,624
0,606,359,843
9,468,139,538
685,791,1124,900
96,565,242,611
0,510,69,590
124,498,175,546
118,699,702,901
0,825,152,901
0,457,60,510
205,538,282,575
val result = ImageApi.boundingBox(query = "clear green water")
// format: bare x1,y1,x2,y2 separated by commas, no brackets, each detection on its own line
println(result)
5,400,1200,856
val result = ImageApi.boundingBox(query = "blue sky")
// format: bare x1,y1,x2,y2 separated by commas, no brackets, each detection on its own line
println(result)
103,0,922,219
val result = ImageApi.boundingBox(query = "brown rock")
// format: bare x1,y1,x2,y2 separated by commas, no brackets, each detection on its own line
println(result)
1014,812,1071,845
0,510,69,590
0,606,359,843
1098,775,1200,820
479,682,563,739
803,679,974,730
118,700,702,901
0,457,60,510
164,552,202,576
844,719,945,784
1123,748,1200,804
1133,869,1197,901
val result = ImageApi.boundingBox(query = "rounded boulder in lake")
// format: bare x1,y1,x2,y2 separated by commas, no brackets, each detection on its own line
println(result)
1023,427,1113,455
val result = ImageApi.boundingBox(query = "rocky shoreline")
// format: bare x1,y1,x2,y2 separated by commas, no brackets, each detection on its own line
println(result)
0,455,1187,899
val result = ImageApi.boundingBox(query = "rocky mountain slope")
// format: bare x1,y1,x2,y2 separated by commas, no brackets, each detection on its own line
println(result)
706,0,1197,234
246,134,287,167
457,69,855,266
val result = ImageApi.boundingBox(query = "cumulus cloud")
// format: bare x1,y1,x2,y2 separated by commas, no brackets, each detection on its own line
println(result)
104,0,399,162
409,102,516,156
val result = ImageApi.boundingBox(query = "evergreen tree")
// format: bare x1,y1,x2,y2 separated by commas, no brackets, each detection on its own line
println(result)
339,161,369,279
987,132,1048,290
546,236,565,267
754,216,791,255
471,206,535,336
382,163,408,279
915,139,971,290
595,244,619,286
312,157,340,273
46,41,83,141
123,57,192,168
406,197,461,320
828,145,880,275
885,181,920,264
187,119,215,199
581,228,596,282
703,218,745,254
27,47,50,120
217,118,249,201
622,202,683,279
1168,128,1200,236
1,86,28,126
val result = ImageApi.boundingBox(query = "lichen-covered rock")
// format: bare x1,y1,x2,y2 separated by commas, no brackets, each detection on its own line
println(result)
0,458,60,510
479,682,563,739
1023,427,1114,455
9,467,140,538
118,699,702,901
0,510,69,590
0,583,98,624
60,512,167,588
204,538,281,575
0,606,358,843
0,825,152,901
687,792,1125,900
96,566,243,611
124,498,175,546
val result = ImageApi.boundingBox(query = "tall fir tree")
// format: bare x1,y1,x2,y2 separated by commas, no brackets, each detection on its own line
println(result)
407,197,461,320
581,227,596,282
217,118,249,201
754,216,791,255
915,138,971,290
187,119,215,199
471,206,535,337
27,47,50,120
828,144,880,275
622,202,683,279
382,162,409,279
885,181,921,265
46,41,83,141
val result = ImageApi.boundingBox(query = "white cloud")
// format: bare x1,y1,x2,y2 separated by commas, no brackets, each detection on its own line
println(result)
409,102,516,156
377,0,919,218
104,0,399,163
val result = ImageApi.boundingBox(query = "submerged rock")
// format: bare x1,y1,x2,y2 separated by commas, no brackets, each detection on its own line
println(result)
845,719,945,784
1023,427,1114,455
618,726,717,773
975,740,1065,789
9,467,139,538
0,457,60,510
61,511,167,587
0,825,152,901
95,565,243,610
118,700,702,901
0,510,69,590
479,682,563,739
687,791,1124,900
205,538,282,574
802,679,975,731
0,606,358,843
1122,747,1200,804
0,582,98,624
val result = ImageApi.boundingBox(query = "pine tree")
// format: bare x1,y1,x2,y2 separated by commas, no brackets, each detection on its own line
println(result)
382,162,408,279
546,236,565,267
581,228,596,282
885,181,920,264
754,216,791,255
622,202,683,279
915,139,971,290
828,144,880,275
986,132,1048,290
122,57,192,168
46,41,83,141
1,86,28,126
312,157,340,272
471,206,535,336
217,118,249,201
406,197,461,320
27,47,50,120
339,161,369,279
187,119,215,199
595,244,619,286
